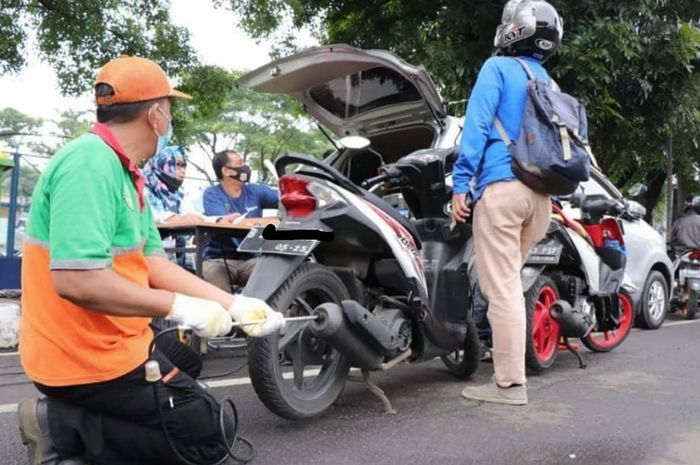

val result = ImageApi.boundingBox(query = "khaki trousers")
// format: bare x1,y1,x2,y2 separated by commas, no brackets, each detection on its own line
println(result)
473,181,550,386
202,258,257,292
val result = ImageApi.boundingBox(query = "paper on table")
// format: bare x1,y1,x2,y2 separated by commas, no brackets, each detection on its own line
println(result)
231,211,250,224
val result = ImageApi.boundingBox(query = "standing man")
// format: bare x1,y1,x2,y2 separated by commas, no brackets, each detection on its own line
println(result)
202,150,279,291
451,0,563,405
17,56,285,465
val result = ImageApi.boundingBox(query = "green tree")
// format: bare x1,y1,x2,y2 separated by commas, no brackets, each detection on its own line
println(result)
52,109,93,141
0,107,43,149
0,108,50,202
173,65,329,184
225,0,700,219
1,0,197,95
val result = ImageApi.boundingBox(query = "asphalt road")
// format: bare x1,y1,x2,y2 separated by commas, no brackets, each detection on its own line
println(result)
2,315,700,465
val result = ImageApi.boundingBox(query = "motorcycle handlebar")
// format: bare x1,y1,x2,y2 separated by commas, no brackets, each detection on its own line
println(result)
361,174,390,189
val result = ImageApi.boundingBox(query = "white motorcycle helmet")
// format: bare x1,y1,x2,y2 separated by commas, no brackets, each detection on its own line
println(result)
494,0,564,62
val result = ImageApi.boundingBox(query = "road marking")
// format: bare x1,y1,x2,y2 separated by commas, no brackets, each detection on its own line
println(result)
0,404,14,414
203,368,321,389
0,368,325,415
662,319,700,328
0,352,18,357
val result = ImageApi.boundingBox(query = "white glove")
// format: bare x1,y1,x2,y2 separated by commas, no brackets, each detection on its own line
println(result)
166,293,233,338
229,295,286,337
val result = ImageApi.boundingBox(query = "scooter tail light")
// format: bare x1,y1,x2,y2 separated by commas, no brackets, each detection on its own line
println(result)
690,251,700,261
278,175,316,218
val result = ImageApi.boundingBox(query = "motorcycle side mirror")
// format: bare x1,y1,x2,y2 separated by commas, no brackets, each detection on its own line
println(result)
339,136,371,150
625,200,647,219
628,183,648,198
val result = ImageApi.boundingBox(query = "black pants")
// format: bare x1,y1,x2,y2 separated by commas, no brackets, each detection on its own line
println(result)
35,333,231,465
473,283,492,344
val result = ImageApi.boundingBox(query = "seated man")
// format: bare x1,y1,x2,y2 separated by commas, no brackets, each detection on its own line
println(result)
202,150,279,291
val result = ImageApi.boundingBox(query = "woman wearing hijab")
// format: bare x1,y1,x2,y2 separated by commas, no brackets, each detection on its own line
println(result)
144,145,203,267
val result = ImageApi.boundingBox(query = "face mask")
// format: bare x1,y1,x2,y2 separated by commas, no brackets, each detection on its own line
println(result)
156,171,183,192
153,108,173,157
227,165,252,183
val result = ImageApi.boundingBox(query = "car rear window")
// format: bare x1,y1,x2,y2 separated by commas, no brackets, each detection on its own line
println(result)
308,67,422,119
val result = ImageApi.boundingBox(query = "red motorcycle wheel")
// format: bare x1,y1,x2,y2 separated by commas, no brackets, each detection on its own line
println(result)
525,276,561,372
581,289,634,353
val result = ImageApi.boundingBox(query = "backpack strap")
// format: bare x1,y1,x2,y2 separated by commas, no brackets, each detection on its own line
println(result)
513,57,536,80
514,57,558,90
493,117,512,147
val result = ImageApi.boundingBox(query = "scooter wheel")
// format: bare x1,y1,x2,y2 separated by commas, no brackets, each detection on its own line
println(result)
440,316,480,378
581,288,634,352
525,275,561,372
247,263,351,420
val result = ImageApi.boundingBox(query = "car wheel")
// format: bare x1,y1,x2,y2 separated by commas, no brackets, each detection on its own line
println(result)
636,270,668,330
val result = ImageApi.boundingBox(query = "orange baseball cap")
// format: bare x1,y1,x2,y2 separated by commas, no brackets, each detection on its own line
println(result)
94,56,192,106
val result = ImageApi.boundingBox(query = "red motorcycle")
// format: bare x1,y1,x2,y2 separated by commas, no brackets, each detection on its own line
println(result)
519,195,636,371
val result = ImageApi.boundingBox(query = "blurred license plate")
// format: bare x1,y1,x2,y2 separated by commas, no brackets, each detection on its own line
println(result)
680,269,700,279
527,241,562,265
237,227,319,256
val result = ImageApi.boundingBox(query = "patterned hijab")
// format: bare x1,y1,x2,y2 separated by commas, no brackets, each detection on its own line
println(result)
144,145,186,214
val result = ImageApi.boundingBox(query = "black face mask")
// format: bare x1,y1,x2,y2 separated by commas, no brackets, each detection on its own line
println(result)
157,172,183,192
227,165,251,183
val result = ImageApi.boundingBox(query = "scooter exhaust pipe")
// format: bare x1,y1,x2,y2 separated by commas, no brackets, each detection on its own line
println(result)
549,300,594,338
310,303,385,370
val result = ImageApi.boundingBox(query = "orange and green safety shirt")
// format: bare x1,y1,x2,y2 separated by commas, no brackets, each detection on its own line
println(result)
19,123,165,387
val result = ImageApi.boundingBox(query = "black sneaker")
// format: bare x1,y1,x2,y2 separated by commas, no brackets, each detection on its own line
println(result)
17,398,62,465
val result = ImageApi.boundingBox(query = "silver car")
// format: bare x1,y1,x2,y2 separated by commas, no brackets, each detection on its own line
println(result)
239,44,671,329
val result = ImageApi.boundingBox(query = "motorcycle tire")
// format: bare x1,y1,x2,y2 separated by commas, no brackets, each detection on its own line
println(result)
525,275,561,372
680,290,698,320
440,315,480,378
247,263,351,420
636,271,668,329
581,288,634,353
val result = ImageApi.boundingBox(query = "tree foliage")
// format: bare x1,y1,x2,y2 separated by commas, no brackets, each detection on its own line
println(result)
0,108,43,148
0,107,91,200
1,0,197,95
173,65,329,184
226,0,700,218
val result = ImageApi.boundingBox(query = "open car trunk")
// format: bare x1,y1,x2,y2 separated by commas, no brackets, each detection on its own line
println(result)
237,44,447,139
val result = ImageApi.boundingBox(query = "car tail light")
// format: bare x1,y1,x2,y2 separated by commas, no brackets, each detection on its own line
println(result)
279,175,316,218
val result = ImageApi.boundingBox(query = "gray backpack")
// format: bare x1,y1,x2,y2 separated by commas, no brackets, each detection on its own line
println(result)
494,58,596,196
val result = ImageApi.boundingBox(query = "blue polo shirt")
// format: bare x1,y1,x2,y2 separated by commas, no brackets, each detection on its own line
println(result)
202,183,279,260
452,56,551,200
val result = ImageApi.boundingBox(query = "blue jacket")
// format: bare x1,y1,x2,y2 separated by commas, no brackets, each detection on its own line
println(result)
452,56,551,200
202,183,279,260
